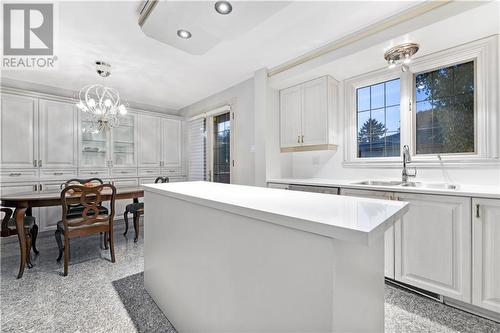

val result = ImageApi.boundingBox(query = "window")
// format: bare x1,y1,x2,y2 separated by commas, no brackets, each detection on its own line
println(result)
415,61,475,155
188,118,207,181
345,36,497,165
356,79,400,158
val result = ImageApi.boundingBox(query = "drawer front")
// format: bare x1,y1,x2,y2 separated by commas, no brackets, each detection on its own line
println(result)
138,167,161,177
0,182,38,195
78,169,109,178
0,169,38,182
162,167,182,176
111,178,138,188
168,176,187,183
40,169,77,180
111,168,138,178
139,177,158,185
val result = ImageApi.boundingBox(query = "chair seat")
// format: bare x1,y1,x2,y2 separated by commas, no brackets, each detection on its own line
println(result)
7,216,35,228
125,202,144,214
57,216,110,231
66,205,109,219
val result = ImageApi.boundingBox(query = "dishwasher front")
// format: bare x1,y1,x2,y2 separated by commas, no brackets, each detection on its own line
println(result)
288,184,339,195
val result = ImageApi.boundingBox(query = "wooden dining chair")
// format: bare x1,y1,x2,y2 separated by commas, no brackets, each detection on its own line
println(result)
55,184,117,276
62,178,109,218
1,207,38,268
123,176,168,242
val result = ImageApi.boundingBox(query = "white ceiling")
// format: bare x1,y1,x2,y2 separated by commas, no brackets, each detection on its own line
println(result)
1,1,422,112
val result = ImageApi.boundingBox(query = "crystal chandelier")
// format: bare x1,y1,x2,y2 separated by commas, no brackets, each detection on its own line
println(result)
76,61,127,133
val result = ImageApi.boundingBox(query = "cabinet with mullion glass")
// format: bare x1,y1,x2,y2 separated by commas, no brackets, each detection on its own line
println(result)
79,112,110,168
111,113,137,168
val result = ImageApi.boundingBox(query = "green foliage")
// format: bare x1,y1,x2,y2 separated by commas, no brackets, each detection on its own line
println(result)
358,118,386,143
415,61,474,154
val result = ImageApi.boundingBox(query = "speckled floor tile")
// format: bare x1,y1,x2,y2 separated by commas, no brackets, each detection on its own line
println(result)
2,221,499,333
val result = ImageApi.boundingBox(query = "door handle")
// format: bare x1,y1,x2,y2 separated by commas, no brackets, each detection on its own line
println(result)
297,136,300,143
476,204,480,218
301,135,304,143
39,184,43,191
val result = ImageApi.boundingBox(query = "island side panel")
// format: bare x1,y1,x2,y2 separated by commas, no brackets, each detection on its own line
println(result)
331,234,385,332
144,190,336,332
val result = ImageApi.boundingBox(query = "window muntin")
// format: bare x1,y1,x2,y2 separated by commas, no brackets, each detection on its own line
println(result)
415,61,475,155
356,78,400,158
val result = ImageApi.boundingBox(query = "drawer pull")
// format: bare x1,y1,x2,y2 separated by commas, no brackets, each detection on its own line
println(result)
168,170,176,173
90,172,99,175
53,172,63,176
120,171,128,174
146,171,154,173
9,173,22,176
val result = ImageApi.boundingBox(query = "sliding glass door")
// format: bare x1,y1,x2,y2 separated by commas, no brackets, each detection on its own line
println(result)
212,112,231,183
187,110,233,183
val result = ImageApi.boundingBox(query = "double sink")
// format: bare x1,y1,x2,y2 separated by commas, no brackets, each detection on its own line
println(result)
352,180,458,190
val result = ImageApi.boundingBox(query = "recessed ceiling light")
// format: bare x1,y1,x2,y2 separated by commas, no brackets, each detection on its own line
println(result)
177,29,192,39
215,1,232,15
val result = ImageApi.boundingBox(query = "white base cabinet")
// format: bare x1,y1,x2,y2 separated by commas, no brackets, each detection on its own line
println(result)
340,188,395,279
472,198,500,313
394,193,471,302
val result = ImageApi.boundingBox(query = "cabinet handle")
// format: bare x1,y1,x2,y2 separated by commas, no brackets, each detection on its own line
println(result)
33,184,37,192
476,204,480,218
39,184,43,191
90,172,99,175
147,170,154,173
301,135,304,143
297,136,300,143
39,160,42,167
33,160,37,167
9,173,21,176
53,172,63,176
120,171,128,174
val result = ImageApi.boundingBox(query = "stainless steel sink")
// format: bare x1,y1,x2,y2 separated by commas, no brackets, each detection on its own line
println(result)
353,180,404,186
352,180,458,190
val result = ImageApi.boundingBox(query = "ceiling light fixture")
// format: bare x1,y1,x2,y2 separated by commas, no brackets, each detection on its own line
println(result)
384,42,419,72
76,61,128,133
177,29,192,39
215,1,232,15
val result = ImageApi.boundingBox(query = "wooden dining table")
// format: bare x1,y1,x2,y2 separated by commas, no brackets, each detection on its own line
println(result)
0,186,144,279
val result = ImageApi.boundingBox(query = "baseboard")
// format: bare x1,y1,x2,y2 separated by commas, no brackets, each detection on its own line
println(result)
385,278,500,324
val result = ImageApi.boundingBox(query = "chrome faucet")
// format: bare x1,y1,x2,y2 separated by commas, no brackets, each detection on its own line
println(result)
402,145,417,183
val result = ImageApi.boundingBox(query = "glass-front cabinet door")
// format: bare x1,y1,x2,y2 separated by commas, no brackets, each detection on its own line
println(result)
111,113,137,168
80,112,110,168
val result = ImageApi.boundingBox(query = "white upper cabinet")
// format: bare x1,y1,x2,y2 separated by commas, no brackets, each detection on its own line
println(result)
280,85,302,148
472,198,500,314
301,77,328,146
279,76,337,152
162,118,181,168
0,94,38,169
39,99,78,169
394,193,471,302
138,114,162,168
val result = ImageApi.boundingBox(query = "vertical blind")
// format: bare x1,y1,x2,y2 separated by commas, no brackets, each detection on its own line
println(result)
188,118,206,181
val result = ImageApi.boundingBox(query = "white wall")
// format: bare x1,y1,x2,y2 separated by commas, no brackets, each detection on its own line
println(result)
179,78,256,186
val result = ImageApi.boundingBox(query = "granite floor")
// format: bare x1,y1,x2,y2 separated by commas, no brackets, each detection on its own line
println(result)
1,221,499,333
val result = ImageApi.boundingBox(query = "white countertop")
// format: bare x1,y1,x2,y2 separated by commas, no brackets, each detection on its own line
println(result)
143,181,408,245
267,178,500,199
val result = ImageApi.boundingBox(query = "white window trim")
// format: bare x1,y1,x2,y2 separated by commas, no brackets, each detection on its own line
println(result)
343,35,499,168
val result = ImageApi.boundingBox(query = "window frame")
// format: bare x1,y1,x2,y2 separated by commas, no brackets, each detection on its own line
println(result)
343,36,498,168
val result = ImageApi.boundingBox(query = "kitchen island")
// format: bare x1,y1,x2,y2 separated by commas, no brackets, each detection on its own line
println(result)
143,181,409,333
